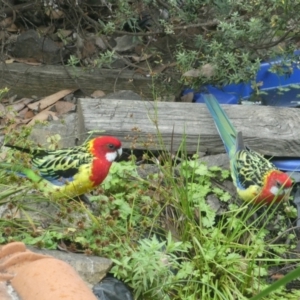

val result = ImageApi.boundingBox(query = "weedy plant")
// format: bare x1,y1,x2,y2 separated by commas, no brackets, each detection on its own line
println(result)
108,108,300,299
12,0,299,97
0,121,300,299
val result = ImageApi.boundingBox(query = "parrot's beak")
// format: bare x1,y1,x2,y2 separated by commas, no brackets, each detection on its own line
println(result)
284,187,292,199
117,148,123,159
278,186,292,203
105,148,123,162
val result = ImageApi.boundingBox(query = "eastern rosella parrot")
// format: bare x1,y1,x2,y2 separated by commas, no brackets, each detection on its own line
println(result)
1,136,122,200
204,94,292,205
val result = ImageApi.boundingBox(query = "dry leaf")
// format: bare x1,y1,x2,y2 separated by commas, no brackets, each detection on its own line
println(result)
95,37,107,50
200,63,215,78
5,111,15,120
114,35,140,52
5,58,14,64
45,8,65,19
0,17,13,28
270,274,284,280
0,103,6,117
91,90,106,98
57,29,72,38
57,240,69,252
0,152,7,160
18,107,29,118
183,69,201,77
181,92,194,102
7,23,18,33
81,39,97,59
11,97,34,105
1,116,27,132
24,110,35,119
54,101,76,115
0,31,7,41
183,64,215,78
38,25,56,35
8,94,18,104
12,58,42,65
7,98,34,112
149,65,168,76
131,53,152,62
27,89,77,111
27,111,58,125
149,62,177,76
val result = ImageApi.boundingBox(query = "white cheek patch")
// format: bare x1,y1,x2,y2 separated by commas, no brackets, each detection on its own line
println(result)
270,186,279,195
105,148,122,162
105,151,118,162
270,186,288,196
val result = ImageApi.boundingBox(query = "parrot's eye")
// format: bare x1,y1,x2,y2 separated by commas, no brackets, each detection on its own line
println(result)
107,144,116,150
276,181,282,188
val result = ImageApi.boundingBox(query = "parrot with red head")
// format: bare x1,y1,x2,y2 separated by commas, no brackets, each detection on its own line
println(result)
204,94,292,205
1,136,122,200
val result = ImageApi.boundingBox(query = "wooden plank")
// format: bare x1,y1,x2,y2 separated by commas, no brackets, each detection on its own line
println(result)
0,63,175,98
77,98,300,157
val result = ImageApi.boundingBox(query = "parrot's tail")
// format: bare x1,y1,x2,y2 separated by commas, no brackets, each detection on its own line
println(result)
204,94,238,154
0,162,43,183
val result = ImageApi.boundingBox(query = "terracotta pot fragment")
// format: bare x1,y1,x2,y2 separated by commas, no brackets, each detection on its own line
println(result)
0,242,97,300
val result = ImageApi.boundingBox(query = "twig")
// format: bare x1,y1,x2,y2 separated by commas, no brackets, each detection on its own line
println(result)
0,2,35,17
77,6,150,72
112,20,219,37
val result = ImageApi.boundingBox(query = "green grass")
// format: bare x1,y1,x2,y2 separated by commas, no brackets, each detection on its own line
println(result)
1,125,300,299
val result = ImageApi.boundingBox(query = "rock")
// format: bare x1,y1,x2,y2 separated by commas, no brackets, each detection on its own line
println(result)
11,30,64,64
0,282,19,300
105,90,143,100
136,164,160,179
93,275,133,300
110,59,127,69
0,196,111,286
113,36,141,52
199,153,230,170
206,194,224,215
28,247,112,286
0,242,98,300
29,113,77,148
198,154,237,206
94,37,107,50
222,179,237,196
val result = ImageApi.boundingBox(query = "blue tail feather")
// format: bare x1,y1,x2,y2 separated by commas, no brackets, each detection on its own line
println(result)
5,168,72,186
204,94,238,155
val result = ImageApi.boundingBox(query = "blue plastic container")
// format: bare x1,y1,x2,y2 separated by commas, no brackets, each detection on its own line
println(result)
189,52,300,171
270,158,300,172
189,52,300,106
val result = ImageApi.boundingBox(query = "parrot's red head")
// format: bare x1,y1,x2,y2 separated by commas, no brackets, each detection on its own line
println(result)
256,170,293,205
88,136,122,186
90,136,122,162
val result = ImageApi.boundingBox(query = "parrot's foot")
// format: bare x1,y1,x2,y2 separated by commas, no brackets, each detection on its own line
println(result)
73,194,92,206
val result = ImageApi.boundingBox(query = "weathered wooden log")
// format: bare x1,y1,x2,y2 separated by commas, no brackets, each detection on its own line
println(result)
77,98,300,157
0,63,176,98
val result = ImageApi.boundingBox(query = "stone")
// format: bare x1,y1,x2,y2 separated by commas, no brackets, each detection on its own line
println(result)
11,30,64,64
0,282,18,300
199,153,230,170
206,194,224,215
136,164,160,180
0,242,97,300
113,35,141,52
28,247,112,285
29,113,77,148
